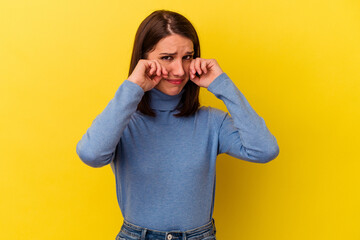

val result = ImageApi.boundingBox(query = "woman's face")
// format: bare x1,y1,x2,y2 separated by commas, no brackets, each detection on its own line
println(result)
146,34,194,96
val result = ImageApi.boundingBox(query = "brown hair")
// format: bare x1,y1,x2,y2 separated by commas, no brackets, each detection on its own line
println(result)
128,10,200,117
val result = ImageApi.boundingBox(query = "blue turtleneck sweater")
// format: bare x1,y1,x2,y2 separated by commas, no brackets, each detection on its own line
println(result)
76,73,279,231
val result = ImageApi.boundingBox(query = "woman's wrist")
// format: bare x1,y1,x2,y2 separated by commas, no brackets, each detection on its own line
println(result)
127,77,146,92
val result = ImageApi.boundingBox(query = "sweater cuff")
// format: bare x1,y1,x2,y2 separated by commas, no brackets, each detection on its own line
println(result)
207,72,233,95
115,80,145,100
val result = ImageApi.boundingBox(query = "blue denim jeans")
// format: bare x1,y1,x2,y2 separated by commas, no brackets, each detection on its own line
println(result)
115,219,216,240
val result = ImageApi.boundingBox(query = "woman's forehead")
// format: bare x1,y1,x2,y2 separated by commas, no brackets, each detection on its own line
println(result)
154,34,194,53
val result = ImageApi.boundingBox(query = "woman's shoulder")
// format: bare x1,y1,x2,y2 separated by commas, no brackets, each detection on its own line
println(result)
198,105,227,114
197,106,228,122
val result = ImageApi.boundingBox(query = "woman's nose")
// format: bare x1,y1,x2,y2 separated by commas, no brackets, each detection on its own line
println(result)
170,59,185,77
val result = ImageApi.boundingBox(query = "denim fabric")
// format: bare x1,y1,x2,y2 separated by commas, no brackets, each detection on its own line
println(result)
115,219,216,240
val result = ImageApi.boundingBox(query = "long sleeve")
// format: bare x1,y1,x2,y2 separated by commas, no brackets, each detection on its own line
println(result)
76,80,144,168
207,73,279,163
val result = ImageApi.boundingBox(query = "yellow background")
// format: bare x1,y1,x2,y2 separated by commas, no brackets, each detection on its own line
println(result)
1,0,359,239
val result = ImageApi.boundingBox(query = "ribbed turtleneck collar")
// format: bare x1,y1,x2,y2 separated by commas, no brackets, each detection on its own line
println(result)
149,88,184,111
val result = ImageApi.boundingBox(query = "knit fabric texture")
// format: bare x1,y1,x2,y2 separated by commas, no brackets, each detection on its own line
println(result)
76,73,279,231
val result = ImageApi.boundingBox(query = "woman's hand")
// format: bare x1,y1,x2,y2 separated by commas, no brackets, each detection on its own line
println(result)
189,58,223,88
127,59,168,92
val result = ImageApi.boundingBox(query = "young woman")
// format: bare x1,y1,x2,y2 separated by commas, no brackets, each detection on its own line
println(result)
76,10,279,240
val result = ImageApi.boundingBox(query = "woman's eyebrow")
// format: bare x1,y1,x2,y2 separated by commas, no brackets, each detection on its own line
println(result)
159,52,177,55
159,51,194,55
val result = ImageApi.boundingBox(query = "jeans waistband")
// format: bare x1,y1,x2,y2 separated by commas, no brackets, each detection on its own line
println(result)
120,219,216,240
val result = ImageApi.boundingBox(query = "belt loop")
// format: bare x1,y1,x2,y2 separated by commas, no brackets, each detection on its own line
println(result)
212,218,216,234
141,229,147,240
182,232,187,240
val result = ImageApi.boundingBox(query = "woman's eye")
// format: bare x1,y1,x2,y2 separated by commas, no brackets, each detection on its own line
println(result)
183,55,193,60
161,56,173,61
160,55,193,61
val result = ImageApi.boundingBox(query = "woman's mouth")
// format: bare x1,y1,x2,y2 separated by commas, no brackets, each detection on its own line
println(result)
166,79,183,85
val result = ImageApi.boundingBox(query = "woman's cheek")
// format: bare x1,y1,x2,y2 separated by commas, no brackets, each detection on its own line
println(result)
161,61,171,72
184,62,191,75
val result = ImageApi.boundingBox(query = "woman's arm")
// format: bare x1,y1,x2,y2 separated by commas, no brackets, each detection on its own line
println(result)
76,59,167,168
189,58,279,163
76,80,144,168
208,73,279,163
